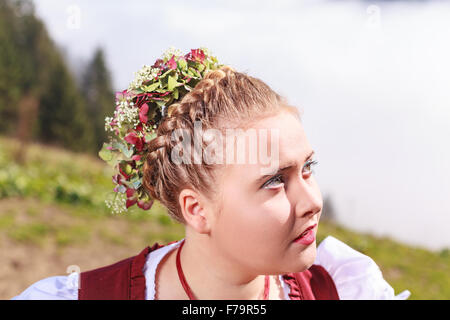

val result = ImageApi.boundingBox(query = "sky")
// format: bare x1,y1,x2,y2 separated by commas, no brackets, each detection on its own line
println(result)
32,0,450,251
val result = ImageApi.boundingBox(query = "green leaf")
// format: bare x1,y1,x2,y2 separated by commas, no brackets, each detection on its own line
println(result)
160,69,173,79
143,82,160,92
187,68,198,78
155,100,166,108
167,75,177,91
98,143,113,162
123,147,134,159
125,164,133,175
181,69,191,78
117,185,126,193
189,67,202,79
112,141,134,159
173,88,179,100
197,63,205,72
130,177,142,189
112,141,123,151
106,153,121,167
145,132,157,143
177,58,187,70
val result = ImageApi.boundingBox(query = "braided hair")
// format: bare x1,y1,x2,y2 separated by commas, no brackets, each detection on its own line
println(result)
142,66,299,223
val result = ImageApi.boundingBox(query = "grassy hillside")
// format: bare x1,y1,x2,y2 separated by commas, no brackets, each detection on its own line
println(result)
0,136,448,299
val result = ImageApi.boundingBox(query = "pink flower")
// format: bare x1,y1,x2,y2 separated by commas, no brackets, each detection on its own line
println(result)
137,200,154,210
124,132,139,145
152,91,171,100
119,166,132,180
113,174,123,185
126,188,135,198
193,49,205,62
135,123,144,132
126,198,137,209
115,89,130,101
167,55,177,69
115,91,124,101
132,154,142,161
125,131,145,152
152,59,164,68
187,49,205,63
139,103,149,124
135,138,144,152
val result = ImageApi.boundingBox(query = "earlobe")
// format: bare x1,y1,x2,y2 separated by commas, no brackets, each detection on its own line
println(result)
179,189,210,234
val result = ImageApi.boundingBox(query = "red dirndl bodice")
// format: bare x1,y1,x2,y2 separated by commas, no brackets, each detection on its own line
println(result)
78,242,339,300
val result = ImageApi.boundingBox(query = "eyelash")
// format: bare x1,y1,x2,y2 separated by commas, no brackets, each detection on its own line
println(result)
261,159,319,189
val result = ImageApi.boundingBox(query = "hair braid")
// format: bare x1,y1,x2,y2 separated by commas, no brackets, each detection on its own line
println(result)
142,66,298,223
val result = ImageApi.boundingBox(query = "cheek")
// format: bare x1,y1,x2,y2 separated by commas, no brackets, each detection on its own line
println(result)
221,187,291,238
260,189,292,227
213,188,293,266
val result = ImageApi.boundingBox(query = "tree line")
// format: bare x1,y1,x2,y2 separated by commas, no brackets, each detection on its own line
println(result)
0,0,114,156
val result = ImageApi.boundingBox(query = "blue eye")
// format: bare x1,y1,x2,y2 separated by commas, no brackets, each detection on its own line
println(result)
261,159,319,190
262,174,285,189
303,159,318,175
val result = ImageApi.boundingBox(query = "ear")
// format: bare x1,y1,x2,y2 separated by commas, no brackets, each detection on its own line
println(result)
178,188,211,234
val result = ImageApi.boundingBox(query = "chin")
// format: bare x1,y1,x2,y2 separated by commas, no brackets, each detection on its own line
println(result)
289,243,317,273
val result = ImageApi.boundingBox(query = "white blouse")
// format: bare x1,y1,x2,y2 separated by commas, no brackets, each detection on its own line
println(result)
11,235,411,300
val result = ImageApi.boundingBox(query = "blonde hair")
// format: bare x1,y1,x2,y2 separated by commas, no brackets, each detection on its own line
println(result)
142,66,300,223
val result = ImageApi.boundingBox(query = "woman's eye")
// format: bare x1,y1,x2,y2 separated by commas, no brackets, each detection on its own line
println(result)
303,159,318,175
262,174,285,189
261,159,318,190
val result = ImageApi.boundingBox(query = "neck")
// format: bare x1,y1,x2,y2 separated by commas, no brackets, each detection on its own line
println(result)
178,230,267,300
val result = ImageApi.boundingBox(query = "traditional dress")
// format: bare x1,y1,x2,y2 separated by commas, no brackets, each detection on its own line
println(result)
11,236,411,300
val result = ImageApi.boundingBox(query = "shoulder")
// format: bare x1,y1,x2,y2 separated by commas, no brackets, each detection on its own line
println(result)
11,273,79,300
314,235,411,300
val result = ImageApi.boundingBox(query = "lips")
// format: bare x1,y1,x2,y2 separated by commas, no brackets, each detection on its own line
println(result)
294,224,317,241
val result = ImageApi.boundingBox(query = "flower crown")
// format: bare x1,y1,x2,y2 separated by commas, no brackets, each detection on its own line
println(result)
99,47,222,214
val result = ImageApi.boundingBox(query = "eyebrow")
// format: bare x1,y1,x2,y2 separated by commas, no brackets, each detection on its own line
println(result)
256,150,315,185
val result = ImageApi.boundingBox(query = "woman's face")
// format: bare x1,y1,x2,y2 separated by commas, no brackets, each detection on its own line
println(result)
210,110,323,275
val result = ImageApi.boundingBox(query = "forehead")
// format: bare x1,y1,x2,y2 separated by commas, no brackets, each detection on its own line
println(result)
222,111,312,178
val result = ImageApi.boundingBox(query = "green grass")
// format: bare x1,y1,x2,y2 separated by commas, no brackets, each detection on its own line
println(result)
55,225,91,247
7,222,54,245
0,135,449,299
0,211,15,229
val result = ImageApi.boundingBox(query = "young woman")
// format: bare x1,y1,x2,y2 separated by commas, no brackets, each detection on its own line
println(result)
12,48,410,300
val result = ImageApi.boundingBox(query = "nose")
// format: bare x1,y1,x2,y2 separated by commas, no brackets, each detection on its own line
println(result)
289,174,323,220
